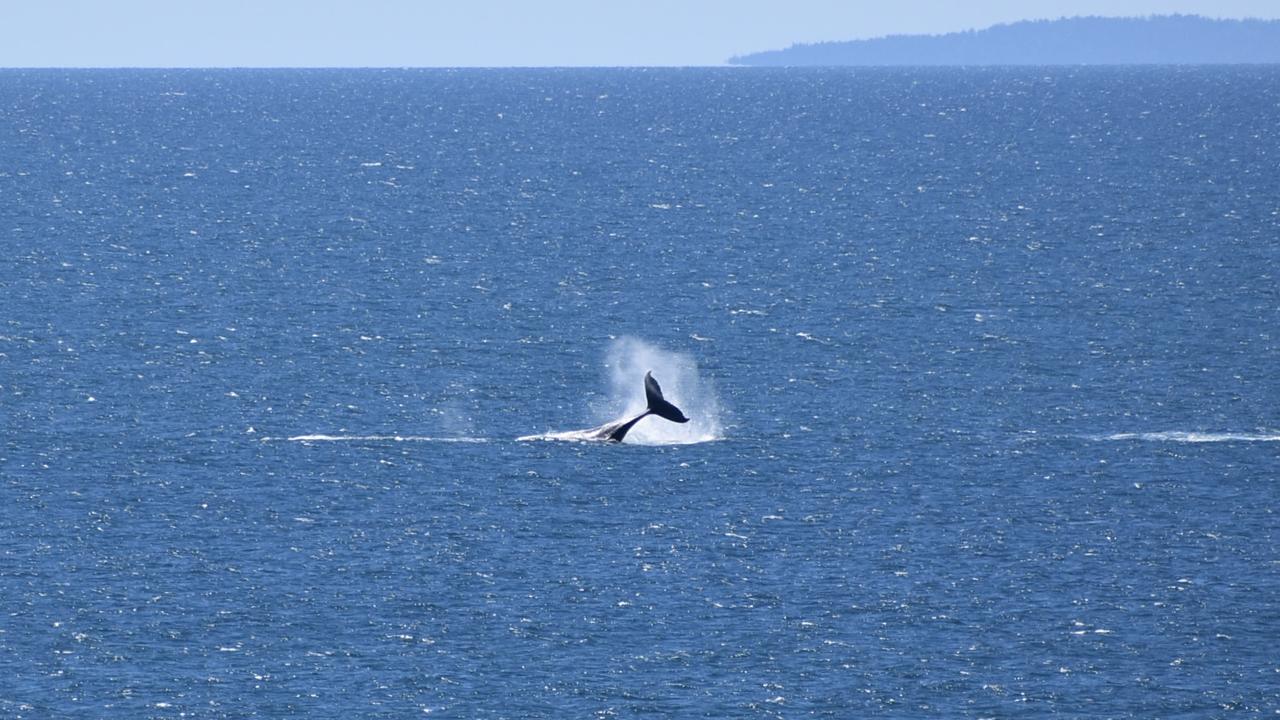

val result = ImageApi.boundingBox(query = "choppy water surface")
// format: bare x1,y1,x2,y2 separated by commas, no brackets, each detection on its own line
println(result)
2,68,1278,717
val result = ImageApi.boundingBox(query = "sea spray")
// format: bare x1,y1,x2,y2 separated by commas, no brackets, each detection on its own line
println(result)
597,336,723,445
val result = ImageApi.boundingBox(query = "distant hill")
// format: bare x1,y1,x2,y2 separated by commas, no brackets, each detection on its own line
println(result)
729,15,1280,66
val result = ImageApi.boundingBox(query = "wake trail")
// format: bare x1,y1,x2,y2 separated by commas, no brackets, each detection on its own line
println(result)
516,428,722,445
1089,431,1280,443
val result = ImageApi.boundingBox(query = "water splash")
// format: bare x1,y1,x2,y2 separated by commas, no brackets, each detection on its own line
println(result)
595,336,723,445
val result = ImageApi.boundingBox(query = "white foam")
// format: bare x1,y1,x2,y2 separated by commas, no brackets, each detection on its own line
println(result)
516,429,600,443
1097,431,1280,443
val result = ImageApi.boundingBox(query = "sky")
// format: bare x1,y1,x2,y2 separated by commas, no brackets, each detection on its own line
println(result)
3,0,1279,67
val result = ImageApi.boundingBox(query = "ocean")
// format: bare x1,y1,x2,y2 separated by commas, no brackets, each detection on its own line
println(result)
1,67,1277,717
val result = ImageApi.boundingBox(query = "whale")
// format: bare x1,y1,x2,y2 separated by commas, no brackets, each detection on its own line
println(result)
592,371,690,442
518,371,689,443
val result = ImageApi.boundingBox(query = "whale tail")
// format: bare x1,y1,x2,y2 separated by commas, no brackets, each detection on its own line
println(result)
644,371,689,424
601,372,690,443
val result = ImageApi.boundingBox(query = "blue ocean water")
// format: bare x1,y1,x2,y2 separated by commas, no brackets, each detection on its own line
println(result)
1,67,1277,717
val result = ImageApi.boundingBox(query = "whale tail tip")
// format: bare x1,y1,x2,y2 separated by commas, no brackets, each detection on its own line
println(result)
644,371,689,424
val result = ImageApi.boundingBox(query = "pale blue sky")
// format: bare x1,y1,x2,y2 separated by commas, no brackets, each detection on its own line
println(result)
3,0,1279,67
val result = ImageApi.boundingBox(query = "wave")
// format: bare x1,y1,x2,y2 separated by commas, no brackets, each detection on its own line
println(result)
1095,431,1280,443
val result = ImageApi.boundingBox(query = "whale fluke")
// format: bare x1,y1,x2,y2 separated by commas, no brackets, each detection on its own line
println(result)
643,371,689,424
602,371,689,443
